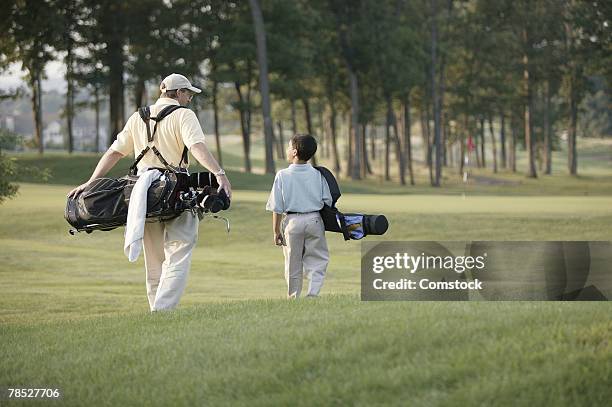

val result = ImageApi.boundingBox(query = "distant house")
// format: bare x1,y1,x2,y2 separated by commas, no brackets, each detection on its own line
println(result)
0,115,16,132
43,121,63,147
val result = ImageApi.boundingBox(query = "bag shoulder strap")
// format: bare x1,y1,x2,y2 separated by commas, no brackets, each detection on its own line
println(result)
130,105,189,174
314,166,341,206
152,104,186,122
152,105,189,166
138,106,153,142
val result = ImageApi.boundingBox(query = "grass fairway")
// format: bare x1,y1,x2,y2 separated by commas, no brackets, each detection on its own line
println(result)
1,147,612,405
2,299,611,406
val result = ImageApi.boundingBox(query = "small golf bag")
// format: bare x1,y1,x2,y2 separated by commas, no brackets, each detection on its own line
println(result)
65,104,227,234
315,166,388,240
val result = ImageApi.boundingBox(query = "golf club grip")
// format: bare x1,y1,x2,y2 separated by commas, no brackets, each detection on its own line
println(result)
189,172,219,189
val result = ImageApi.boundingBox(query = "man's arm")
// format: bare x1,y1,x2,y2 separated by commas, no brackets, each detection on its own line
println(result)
67,149,125,198
189,142,232,199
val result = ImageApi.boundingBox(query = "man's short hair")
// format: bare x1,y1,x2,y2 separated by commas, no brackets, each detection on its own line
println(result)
290,134,317,161
163,88,193,99
163,89,179,99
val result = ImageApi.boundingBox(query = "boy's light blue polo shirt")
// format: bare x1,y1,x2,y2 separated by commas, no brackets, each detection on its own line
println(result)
266,164,333,214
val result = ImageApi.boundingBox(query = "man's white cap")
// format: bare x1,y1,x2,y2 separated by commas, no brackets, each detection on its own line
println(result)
160,73,201,94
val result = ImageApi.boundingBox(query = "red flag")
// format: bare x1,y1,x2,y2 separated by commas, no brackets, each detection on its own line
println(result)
467,136,475,152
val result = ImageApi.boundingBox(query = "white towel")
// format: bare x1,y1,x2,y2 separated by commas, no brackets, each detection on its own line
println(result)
124,169,163,262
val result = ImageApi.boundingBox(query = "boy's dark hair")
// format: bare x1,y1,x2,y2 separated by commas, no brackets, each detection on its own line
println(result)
290,134,317,161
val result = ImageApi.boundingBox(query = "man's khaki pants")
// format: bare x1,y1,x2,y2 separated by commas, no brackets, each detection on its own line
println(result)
282,212,329,298
143,211,199,311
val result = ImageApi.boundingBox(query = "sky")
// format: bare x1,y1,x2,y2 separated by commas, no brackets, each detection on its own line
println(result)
1,61,66,93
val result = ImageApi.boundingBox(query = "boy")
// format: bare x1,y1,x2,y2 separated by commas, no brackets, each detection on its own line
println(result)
266,134,333,298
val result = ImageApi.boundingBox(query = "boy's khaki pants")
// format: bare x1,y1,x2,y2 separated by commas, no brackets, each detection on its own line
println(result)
282,212,329,298
142,211,199,311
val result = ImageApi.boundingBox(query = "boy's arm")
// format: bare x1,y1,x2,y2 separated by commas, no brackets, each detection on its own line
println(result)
272,212,285,246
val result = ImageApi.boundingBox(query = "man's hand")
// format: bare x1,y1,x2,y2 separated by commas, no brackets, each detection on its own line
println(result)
274,232,285,246
216,174,232,200
67,181,91,199
189,143,232,199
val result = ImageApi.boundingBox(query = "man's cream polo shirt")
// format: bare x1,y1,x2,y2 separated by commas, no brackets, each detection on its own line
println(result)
110,97,206,171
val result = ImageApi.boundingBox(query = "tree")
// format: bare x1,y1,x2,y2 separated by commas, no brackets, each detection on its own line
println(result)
0,131,19,203
82,0,129,146
0,130,50,203
362,0,422,185
328,0,365,180
55,0,84,154
209,60,224,167
430,0,442,186
248,0,275,174
560,0,606,175
309,2,346,174
2,0,58,154
74,63,107,152
213,0,258,172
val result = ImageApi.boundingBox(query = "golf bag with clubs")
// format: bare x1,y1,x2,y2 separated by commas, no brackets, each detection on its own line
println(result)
315,166,388,240
65,105,229,234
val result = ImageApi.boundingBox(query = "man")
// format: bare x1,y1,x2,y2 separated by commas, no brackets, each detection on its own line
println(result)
68,73,231,312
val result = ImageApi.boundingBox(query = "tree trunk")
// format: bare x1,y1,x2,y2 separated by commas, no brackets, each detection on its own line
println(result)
362,123,371,176
479,116,486,168
235,81,251,173
459,133,465,176
66,47,74,153
290,99,297,135
329,100,341,174
458,134,465,176
510,114,517,173
302,98,317,166
346,113,352,178
430,0,442,186
442,114,448,167
448,136,454,167
107,36,125,146
276,121,285,159
302,98,313,136
385,105,391,181
543,80,552,174
317,105,327,158
474,119,481,167
370,125,376,161
402,98,415,185
391,105,406,185
568,72,578,176
246,60,253,149
94,86,100,153
421,105,434,184
523,29,537,178
212,80,223,167
488,113,497,173
420,106,429,166
348,69,362,180
30,72,44,154
460,115,468,176
500,112,507,169
248,0,275,174
134,78,146,109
